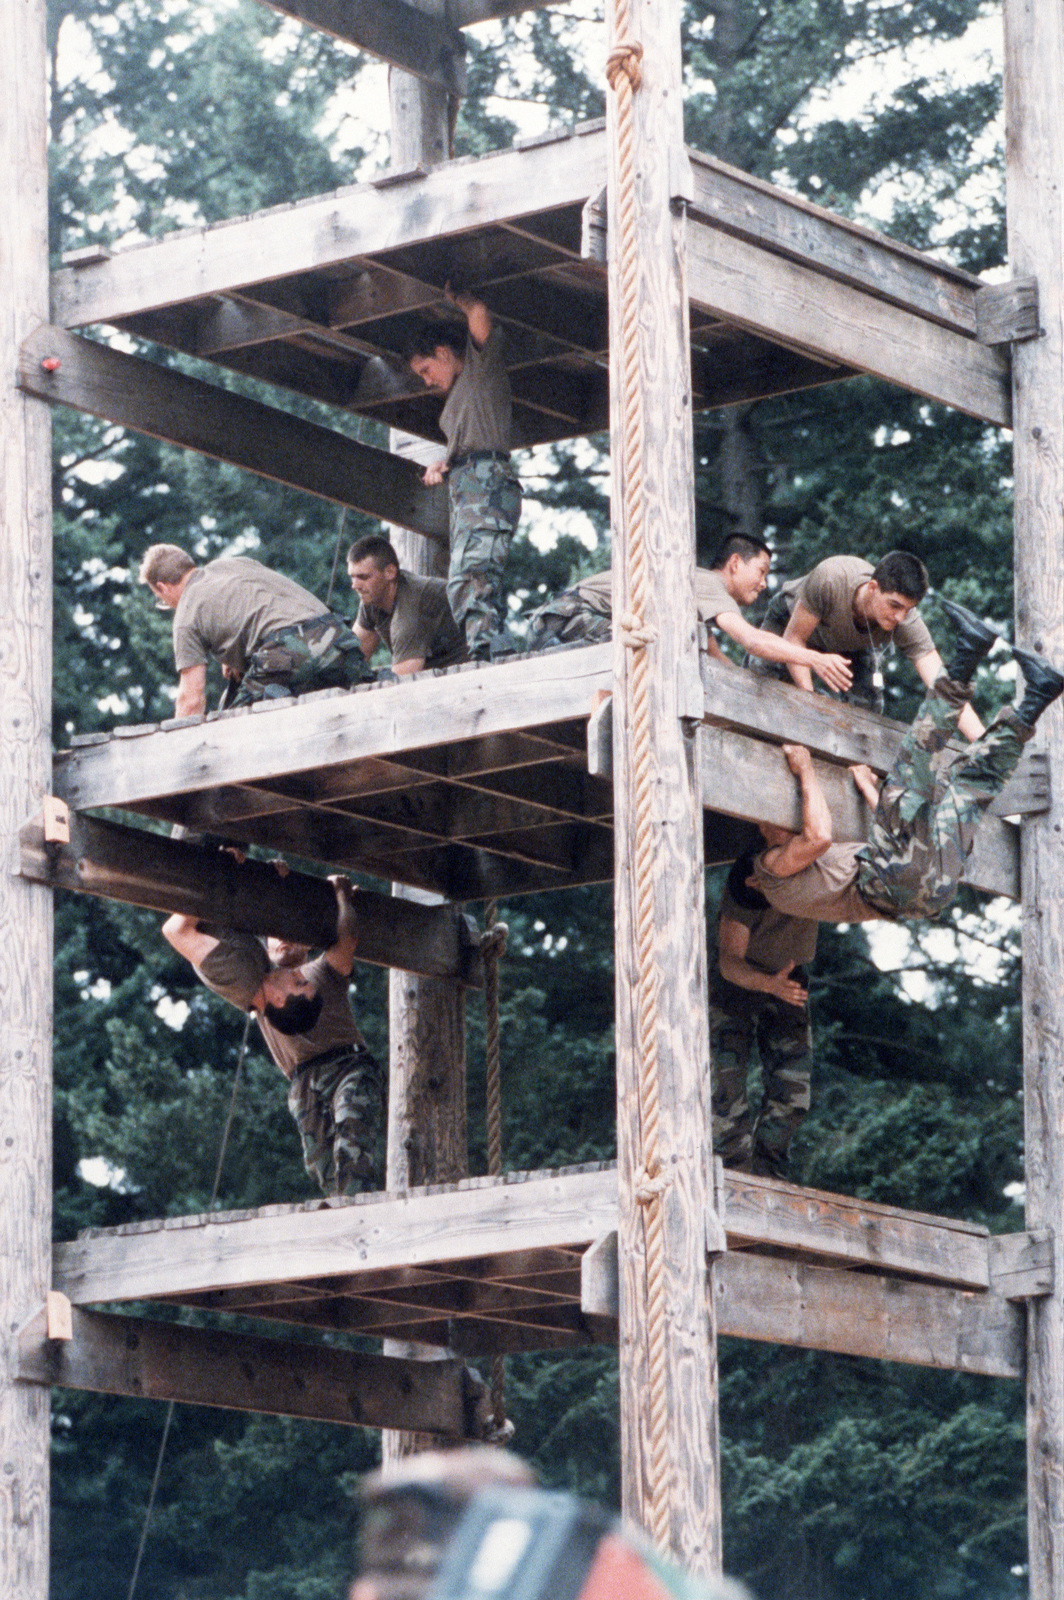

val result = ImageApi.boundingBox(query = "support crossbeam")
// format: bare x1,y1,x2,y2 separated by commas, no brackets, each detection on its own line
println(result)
17,812,484,986
18,326,449,541
17,1307,485,1434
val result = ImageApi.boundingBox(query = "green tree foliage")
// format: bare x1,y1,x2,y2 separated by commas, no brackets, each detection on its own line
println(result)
44,0,1032,1594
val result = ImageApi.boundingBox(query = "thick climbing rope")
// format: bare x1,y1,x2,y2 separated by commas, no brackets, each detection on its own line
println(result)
127,1012,253,1600
605,6,673,1555
481,901,510,1436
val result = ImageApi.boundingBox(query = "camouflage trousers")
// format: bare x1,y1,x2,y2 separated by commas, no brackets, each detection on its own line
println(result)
857,677,1027,919
232,613,374,706
286,1044,384,1197
745,592,884,712
528,591,611,651
447,455,521,651
710,980,811,1175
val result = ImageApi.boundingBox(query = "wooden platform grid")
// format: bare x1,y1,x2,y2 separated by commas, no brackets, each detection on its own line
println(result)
51,1163,1037,1380
48,647,1036,902
37,124,1014,479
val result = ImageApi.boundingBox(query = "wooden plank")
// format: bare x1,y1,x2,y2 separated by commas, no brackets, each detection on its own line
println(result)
49,134,608,330
52,1167,619,1306
722,1170,990,1288
0,0,53,1581
712,1253,1024,1379
19,326,450,542
687,214,1011,425
51,648,613,812
256,0,465,93
1003,0,1064,1588
17,1308,483,1434
688,149,982,334
698,720,1020,902
17,812,484,986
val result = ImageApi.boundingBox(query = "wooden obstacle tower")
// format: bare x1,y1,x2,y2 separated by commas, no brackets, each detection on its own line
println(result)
2,0,1063,1589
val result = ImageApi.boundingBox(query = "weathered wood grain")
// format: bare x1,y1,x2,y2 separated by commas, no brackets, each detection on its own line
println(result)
52,1168,619,1306
50,133,607,330
257,0,465,92
17,812,484,985
688,149,982,334
711,1254,1024,1378
687,216,1011,424
19,326,450,541
17,1308,482,1435
52,649,613,811
607,0,722,1568
0,0,53,1582
1003,0,1064,1588
723,1171,990,1288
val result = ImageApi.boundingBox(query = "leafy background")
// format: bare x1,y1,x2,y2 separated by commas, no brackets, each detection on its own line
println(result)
47,1,1027,1595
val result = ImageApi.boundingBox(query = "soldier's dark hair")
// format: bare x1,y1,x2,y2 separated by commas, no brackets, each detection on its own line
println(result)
263,991,324,1036
871,550,929,603
348,535,400,571
710,534,772,570
407,320,467,361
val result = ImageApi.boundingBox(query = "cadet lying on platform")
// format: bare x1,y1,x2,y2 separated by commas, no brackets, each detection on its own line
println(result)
528,534,853,693
408,287,521,662
347,534,468,676
162,876,384,1198
752,601,1063,925
139,542,374,716
747,549,984,741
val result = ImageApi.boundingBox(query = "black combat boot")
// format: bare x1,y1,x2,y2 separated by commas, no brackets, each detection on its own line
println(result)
939,596,998,685
1012,646,1064,728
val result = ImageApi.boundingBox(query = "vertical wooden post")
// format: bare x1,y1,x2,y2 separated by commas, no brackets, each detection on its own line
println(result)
605,0,722,1573
382,33,467,1465
0,0,53,1586
1003,1,1064,1594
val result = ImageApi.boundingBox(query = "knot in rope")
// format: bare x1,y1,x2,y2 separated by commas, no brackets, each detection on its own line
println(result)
480,921,509,962
617,611,657,651
605,39,643,93
634,1161,670,1206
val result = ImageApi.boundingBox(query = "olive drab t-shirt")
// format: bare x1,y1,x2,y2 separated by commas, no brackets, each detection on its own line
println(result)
752,843,886,924
357,571,466,670
196,938,366,1079
716,853,819,978
438,325,513,461
777,556,935,664
172,558,329,676
573,567,741,626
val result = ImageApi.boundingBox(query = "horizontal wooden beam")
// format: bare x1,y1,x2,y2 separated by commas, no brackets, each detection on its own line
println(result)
17,812,484,986
711,1253,1024,1378
18,1307,485,1433
53,1167,621,1307
50,132,607,330
18,326,449,541
579,1229,1023,1378
52,650,614,813
688,150,983,336
723,1170,991,1288
686,213,1011,425
53,1163,1000,1315
257,0,465,92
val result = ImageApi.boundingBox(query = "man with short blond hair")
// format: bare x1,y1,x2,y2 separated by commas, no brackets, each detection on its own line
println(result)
139,542,373,715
